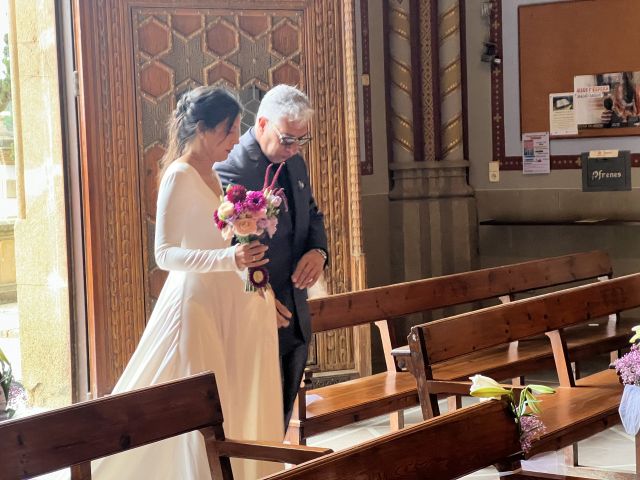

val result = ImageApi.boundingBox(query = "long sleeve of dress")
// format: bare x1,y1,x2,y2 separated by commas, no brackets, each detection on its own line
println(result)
155,166,238,272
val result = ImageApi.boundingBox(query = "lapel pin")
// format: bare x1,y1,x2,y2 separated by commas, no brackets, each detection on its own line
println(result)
298,180,305,190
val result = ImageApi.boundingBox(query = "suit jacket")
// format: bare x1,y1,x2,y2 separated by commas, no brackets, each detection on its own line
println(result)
214,128,328,343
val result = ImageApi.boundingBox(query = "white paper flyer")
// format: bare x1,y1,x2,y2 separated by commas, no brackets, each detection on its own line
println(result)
522,132,550,175
549,93,577,136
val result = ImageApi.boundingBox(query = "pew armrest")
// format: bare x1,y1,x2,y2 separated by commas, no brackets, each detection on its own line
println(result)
217,439,332,464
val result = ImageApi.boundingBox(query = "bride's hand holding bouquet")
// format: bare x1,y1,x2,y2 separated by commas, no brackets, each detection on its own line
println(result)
214,163,288,292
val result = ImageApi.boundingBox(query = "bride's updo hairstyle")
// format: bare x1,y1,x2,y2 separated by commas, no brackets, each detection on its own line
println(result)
158,86,242,183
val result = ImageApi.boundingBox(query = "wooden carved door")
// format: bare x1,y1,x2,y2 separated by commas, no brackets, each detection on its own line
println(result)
74,0,366,395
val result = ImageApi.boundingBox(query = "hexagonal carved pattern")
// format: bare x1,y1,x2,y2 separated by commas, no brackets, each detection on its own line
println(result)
206,62,240,87
271,62,300,86
238,16,269,38
206,21,238,57
138,20,170,57
172,14,202,37
140,62,172,98
271,22,299,57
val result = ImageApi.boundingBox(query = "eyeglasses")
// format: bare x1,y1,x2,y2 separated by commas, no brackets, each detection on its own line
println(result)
270,123,313,147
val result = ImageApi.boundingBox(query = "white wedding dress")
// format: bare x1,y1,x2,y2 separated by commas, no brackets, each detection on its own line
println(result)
91,162,284,480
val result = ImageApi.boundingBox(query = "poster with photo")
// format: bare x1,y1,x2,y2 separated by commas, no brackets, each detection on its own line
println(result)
574,71,640,129
522,132,550,175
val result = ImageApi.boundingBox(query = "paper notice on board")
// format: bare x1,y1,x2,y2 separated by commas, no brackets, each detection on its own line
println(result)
522,132,550,175
549,93,577,135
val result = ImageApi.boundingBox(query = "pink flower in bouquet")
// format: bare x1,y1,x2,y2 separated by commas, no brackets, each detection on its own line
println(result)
252,208,268,220
245,191,267,212
217,201,236,221
256,217,269,229
268,193,282,208
266,217,278,237
226,184,247,204
234,217,258,236
213,210,227,230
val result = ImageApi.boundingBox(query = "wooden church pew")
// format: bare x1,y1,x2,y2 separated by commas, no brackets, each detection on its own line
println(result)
408,273,640,473
0,372,330,479
290,250,625,444
266,400,628,480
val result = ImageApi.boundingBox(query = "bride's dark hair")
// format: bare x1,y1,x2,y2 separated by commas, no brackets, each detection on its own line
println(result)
158,86,242,183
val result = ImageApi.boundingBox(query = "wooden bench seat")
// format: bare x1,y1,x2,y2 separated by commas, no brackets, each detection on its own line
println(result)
302,372,418,437
409,273,640,474
291,251,618,444
0,372,331,480
528,369,623,459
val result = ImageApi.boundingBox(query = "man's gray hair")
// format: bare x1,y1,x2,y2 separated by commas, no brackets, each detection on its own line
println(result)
256,84,314,125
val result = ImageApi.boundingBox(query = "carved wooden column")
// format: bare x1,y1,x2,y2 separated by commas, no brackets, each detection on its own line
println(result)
385,0,477,335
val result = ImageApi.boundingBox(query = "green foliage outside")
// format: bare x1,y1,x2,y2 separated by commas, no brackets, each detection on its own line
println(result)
0,33,11,114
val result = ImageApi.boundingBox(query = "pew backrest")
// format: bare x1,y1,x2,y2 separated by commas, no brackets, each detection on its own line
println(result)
409,272,640,417
413,272,640,365
265,400,520,480
0,373,330,480
309,250,611,334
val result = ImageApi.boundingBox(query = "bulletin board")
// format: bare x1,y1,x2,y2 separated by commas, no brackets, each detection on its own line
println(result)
518,0,640,138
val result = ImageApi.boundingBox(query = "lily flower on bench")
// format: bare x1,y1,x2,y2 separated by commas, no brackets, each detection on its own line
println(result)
469,374,555,453
629,325,640,344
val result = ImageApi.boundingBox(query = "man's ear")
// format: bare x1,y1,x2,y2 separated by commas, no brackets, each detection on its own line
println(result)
257,116,268,134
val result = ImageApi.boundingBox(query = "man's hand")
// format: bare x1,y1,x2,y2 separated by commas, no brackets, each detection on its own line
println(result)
292,250,325,289
275,299,292,328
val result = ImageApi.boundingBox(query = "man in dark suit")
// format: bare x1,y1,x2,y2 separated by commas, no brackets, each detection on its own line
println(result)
214,85,328,429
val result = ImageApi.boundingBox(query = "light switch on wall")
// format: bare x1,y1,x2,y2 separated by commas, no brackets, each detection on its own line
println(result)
489,162,500,182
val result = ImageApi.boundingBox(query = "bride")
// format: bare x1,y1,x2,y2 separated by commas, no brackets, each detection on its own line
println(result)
91,86,285,479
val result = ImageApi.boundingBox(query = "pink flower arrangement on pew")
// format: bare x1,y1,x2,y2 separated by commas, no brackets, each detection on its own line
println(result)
469,375,555,453
214,163,288,292
614,325,640,386
613,326,640,435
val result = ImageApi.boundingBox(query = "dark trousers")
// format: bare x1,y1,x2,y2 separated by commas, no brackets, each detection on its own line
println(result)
279,327,309,431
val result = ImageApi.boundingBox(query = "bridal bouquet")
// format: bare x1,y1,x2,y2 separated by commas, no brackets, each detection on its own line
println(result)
469,374,555,453
613,325,640,434
214,163,288,292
